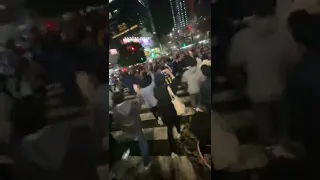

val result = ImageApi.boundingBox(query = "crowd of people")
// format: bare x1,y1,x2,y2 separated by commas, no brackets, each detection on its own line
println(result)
0,21,212,179
108,44,212,178
4,0,320,179
0,25,111,179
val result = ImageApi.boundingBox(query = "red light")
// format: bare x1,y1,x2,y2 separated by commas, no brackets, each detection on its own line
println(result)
131,47,135,51
45,21,56,31
187,26,191,30
122,67,127,72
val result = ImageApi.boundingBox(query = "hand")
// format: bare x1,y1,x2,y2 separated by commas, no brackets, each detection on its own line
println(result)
133,84,139,93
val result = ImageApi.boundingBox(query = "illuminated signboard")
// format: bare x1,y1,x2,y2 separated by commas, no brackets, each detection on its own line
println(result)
112,25,138,39
118,23,127,32
122,37,152,47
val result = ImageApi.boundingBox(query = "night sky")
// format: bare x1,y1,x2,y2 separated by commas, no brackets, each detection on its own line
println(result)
25,0,106,16
149,0,173,38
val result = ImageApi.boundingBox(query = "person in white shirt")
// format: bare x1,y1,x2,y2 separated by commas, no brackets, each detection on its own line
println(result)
228,1,301,144
133,71,162,124
182,57,205,108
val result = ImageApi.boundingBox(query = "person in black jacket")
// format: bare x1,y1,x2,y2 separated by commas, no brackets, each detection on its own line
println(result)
153,68,181,156
200,64,212,112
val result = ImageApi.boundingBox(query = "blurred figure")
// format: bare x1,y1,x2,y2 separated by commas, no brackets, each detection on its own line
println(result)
228,0,300,145
10,62,47,142
182,56,205,108
111,92,151,170
200,61,212,112
120,71,140,95
286,10,320,177
28,26,43,63
134,71,162,124
154,69,181,156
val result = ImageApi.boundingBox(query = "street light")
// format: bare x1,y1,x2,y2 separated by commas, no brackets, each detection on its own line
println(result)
169,33,172,37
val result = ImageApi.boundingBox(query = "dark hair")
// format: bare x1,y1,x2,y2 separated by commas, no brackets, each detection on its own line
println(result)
201,54,208,60
288,10,320,49
112,92,124,105
185,55,197,67
201,65,211,77
253,0,276,17
140,72,152,88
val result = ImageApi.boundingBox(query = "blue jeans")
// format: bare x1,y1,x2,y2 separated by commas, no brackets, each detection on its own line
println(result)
136,129,150,166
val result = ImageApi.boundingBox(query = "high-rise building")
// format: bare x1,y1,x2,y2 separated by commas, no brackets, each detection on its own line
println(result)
109,0,154,48
169,0,188,30
137,0,156,33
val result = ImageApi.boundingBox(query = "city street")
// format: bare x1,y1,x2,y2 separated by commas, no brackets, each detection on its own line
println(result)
108,86,197,179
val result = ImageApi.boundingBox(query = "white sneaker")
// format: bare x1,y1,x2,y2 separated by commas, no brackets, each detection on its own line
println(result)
157,118,164,125
121,149,130,160
144,161,152,171
171,152,179,159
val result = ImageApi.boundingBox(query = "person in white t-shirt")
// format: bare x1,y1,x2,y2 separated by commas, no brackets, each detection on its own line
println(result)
182,57,205,108
228,1,301,144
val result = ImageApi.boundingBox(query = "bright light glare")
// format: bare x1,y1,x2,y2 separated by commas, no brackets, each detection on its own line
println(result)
109,49,118,55
180,44,194,49
198,40,209,44
0,5,6,10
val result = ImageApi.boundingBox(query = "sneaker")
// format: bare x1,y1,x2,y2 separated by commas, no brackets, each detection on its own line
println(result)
171,152,179,159
157,118,164,125
121,149,130,160
144,161,152,171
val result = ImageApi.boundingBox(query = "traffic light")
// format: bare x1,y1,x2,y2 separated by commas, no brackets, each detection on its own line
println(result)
119,42,147,66
183,43,186,47
187,25,191,30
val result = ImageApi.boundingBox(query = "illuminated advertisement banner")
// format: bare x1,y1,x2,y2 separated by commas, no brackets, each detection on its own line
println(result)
122,37,152,48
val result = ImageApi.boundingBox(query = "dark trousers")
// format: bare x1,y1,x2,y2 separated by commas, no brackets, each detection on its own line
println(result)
109,133,123,167
159,104,181,154
253,101,286,144
149,106,159,120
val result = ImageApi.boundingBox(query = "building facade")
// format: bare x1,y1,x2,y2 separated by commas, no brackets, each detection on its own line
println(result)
169,0,188,30
109,0,153,48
